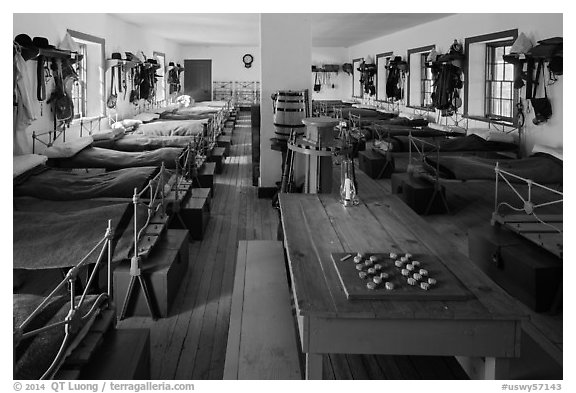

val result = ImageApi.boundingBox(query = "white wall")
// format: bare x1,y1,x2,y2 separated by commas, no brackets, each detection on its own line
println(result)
13,13,183,155
348,13,563,155
311,47,352,101
179,45,260,83
260,14,312,188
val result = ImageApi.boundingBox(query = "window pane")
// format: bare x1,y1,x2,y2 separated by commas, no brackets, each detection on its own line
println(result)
495,46,505,60
495,63,504,80
492,82,500,98
501,82,512,99
504,64,514,81
492,99,501,116
502,100,512,118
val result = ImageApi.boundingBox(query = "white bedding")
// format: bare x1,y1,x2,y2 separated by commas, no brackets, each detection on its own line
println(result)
133,112,161,122
532,143,563,161
13,154,48,178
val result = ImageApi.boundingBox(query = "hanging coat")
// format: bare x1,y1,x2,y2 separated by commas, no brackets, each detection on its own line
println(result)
14,48,39,154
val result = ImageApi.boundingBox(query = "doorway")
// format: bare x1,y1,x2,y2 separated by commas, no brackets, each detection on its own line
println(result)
184,59,212,101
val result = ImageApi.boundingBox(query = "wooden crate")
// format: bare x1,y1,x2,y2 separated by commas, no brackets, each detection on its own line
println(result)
358,149,395,179
114,230,190,317
181,196,210,240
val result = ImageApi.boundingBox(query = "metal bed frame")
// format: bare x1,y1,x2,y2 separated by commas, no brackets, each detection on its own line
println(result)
14,221,114,380
491,163,563,258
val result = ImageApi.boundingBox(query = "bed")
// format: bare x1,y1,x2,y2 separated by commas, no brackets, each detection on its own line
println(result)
92,134,199,152
46,146,185,170
132,119,208,137
422,152,563,183
14,165,159,200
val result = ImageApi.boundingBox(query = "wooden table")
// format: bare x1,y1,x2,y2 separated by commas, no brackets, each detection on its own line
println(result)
279,192,525,380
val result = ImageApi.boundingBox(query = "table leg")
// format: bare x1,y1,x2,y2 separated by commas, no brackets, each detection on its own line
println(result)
305,353,323,380
484,357,510,380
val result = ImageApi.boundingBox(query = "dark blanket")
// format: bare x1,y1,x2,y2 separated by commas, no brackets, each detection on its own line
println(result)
92,135,196,152
14,294,99,379
371,117,429,127
14,166,158,200
389,134,517,153
13,197,148,269
424,153,563,184
341,107,396,121
46,146,183,170
367,124,449,138
134,119,206,137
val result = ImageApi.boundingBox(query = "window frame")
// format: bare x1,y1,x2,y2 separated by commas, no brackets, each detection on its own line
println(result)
406,44,435,110
352,57,364,98
153,51,166,104
375,51,393,102
484,40,516,122
71,42,87,120
420,52,434,108
66,29,106,119
463,28,518,126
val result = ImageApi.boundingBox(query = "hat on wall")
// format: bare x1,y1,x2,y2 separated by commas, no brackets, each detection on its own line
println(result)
111,52,122,60
14,33,40,60
32,36,54,49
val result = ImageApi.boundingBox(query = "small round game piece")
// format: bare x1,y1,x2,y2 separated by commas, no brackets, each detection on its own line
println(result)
406,264,414,271
357,252,366,258
353,255,363,264
395,260,404,268
420,282,430,290
405,253,412,259
369,255,378,263
400,256,408,263
380,272,389,279
355,264,364,271
373,276,382,285
364,260,373,268
359,271,368,279
389,252,398,259
407,277,417,286
428,278,437,286
367,267,376,275
385,282,394,290
411,260,421,267
419,268,428,276
366,281,377,290
374,263,383,271
401,268,410,277
413,273,422,281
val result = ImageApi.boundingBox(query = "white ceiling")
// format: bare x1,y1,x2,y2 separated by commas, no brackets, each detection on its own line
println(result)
111,13,453,47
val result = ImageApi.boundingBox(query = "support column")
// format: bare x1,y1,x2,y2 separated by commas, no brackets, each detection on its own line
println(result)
259,14,312,192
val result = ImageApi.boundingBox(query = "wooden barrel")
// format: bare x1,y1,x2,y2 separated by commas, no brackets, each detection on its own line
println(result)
273,90,306,141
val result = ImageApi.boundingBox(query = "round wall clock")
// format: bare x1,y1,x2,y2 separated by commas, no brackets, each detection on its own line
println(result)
243,54,254,68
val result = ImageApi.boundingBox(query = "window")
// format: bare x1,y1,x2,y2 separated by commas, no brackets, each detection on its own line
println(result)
352,58,363,98
67,29,106,119
71,43,87,119
485,41,515,121
376,51,393,101
154,51,166,104
464,29,518,124
421,52,434,108
407,44,435,109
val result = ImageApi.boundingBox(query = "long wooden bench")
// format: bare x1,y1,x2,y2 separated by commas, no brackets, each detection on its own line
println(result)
224,240,301,380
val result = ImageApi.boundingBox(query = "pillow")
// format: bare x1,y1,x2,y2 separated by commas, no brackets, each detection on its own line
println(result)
133,112,160,122
43,136,94,158
111,121,126,130
531,143,563,161
13,154,48,178
121,119,143,128
91,127,125,141
427,122,451,132
399,111,425,121
467,128,491,140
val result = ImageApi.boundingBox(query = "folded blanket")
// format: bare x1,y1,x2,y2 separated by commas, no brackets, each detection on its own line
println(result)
134,119,207,137
93,135,196,152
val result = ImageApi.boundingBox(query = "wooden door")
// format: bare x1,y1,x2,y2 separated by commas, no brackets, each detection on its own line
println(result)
184,59,212,101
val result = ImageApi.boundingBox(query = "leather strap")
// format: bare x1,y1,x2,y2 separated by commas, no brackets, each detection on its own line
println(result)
37,55,46,101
